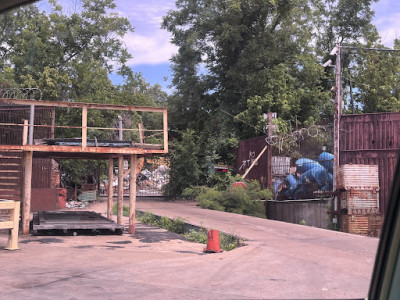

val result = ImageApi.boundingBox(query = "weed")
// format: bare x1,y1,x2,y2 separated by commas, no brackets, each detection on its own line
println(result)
184,229,208,244
112,204,129,217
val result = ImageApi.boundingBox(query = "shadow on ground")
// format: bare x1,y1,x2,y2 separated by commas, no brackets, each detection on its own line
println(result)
131,224,187,244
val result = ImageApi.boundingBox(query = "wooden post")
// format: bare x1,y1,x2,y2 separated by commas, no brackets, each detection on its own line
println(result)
138,123,144,144
22,119,28,145
82,105,87,149
118,115,123,141
163,109,168,153
51,107,55,138
6,201,20,250
21,151,33,235
107,157,114,220
29,105,35,145
117,155,124,225
129,154,137,234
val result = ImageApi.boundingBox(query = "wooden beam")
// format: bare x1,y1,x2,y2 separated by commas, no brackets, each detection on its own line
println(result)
51,107,55,138
0,145,164,155
129,154,137,234
22,119,28,145
107,157,114,220
21,151,33,235
138,123,144,144
29,104,34,145
117,155,124,225
242,144,268,179
82,105,87,149
0,98,167,113
6,201,20,250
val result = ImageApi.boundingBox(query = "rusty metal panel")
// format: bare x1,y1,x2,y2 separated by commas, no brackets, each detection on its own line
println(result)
337,164,379,190
236,135,270,187
340,113,400,214
341,214,383,237
31,188,59,212
340,190,379,214
32,158,52,188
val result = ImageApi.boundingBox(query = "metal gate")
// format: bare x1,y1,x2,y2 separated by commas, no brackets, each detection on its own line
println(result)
136,156,170,197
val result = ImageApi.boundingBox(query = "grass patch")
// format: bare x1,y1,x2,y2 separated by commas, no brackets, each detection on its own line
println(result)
137,211,185,234
113,205,242,251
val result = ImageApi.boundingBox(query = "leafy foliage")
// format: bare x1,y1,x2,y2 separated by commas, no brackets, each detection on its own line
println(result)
166,129,202,196
194,180,272,218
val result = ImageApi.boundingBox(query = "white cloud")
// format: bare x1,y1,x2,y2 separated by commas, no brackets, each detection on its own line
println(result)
114,0,178,65
372,0,400,47
123,31,178,65
374,14,400,46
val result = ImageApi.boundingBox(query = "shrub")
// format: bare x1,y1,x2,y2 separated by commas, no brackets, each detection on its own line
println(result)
195,179,272,218
197,188,225,211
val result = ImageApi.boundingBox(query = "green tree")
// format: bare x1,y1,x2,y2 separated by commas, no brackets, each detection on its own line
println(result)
347,40,400,113
167,129,202,197
162,0,382,196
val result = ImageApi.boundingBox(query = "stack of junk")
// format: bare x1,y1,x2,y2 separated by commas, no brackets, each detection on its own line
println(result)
274,152,334,200
337,164,383,237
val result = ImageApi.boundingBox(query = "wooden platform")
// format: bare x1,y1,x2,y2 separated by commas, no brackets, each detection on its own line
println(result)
32,211,124,234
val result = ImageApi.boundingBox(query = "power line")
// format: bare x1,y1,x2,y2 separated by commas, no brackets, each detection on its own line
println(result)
341,46,400,53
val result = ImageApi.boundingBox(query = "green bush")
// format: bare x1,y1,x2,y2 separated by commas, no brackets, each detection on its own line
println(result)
197,188,225,211
137,211,159,225
182,186,208,199
196,179,272,218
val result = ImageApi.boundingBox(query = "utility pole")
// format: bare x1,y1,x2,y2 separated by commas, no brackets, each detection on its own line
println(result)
333,43,342,223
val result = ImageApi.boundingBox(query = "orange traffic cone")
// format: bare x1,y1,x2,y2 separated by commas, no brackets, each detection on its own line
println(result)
203,229,223,253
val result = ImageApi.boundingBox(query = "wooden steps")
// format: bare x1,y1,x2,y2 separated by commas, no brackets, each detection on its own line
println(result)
0,151,22,201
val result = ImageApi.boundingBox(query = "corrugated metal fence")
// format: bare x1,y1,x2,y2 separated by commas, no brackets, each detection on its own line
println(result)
339,112,400,215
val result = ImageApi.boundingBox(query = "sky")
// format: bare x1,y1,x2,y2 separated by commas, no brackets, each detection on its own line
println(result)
37,0,400,93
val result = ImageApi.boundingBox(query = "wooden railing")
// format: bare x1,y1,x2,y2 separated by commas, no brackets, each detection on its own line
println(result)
0,98,168,155
0,200,20,250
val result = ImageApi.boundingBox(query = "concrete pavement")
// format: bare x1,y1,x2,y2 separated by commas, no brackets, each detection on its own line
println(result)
0,199,379,299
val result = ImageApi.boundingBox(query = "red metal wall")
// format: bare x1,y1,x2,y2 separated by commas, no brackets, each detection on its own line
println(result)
236,135,270,187
339,112,400,214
